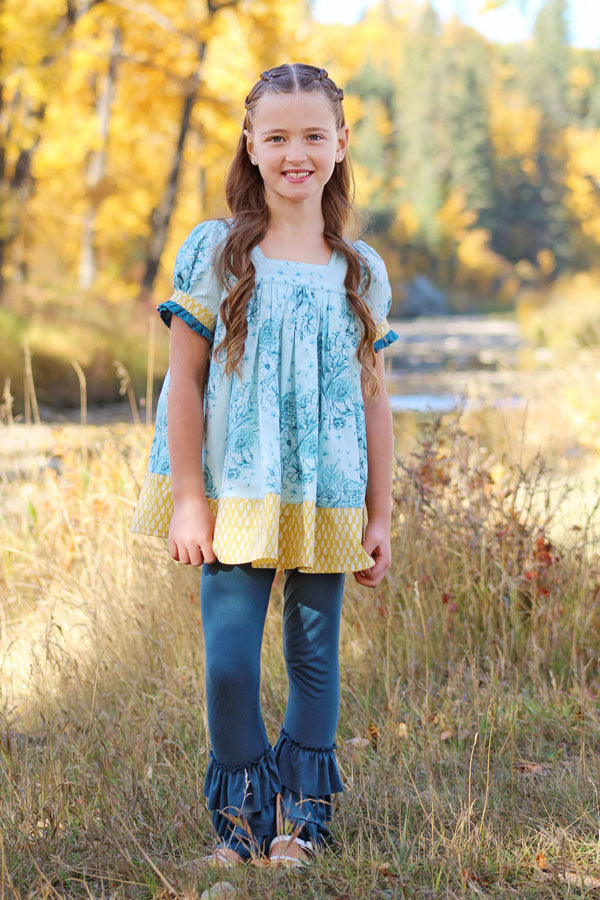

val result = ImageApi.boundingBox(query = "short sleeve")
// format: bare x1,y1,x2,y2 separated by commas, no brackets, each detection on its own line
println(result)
157,218,229,345
354,240,399,352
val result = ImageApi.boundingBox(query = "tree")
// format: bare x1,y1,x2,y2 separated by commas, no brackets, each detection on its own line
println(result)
0,0,106,294
526,0,571,128
396,1,446,254
438,31,495,233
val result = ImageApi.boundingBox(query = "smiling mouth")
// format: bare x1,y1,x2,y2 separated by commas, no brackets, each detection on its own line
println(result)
282,170,313,179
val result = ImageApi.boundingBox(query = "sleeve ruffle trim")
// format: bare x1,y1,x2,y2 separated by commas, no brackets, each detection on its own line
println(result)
156,300,214,344
203,745,282,815
374,328,399,352
273,726,344,798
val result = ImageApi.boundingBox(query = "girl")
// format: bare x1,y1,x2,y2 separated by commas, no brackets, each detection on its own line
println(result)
130,62,399,868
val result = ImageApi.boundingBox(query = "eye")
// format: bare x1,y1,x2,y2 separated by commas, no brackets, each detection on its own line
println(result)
267,135,284,142
307,134,324,141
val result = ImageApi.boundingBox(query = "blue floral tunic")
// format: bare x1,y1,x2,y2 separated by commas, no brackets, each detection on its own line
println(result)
129,218,399,573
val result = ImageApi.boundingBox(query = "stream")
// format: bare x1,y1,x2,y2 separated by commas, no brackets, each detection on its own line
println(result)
36,313,534,424
386,313,529,412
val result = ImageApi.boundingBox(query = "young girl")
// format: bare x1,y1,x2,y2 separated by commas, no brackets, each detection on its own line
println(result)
130,62,398,868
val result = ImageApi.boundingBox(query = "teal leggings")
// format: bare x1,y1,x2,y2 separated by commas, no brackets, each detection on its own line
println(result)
200,561,346,859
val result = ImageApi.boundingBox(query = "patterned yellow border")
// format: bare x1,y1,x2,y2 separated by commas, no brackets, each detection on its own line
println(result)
169,289,217,332
129,472,374,574
375,317,392,343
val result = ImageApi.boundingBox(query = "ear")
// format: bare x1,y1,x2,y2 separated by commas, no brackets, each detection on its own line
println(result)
336,124,350,161
243,128,256,164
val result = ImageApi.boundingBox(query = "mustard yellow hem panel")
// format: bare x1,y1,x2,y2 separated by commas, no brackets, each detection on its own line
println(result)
129,472,375,574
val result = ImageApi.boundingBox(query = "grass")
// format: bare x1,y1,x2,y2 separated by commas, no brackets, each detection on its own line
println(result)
1,379,600,897
516,268,600,354
0,280,168,411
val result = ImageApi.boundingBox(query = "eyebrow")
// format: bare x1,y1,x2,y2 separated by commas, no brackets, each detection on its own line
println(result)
260,126,332,135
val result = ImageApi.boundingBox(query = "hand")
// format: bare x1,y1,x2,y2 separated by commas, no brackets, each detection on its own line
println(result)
353,518,391,587
168,497,218,566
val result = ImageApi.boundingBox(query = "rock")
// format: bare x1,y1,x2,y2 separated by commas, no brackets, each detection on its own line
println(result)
401,274,449,318
200,882,238,900
343,736,371,759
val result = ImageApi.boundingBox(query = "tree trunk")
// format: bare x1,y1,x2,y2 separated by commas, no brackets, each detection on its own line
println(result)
137,0,243,305
137,50,206,307
79,26,121,289
0,0,105,299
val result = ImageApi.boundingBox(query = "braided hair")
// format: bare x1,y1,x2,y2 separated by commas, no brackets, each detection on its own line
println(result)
246,65,344,102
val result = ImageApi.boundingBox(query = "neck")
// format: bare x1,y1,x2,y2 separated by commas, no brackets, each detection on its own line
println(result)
264,188,325,238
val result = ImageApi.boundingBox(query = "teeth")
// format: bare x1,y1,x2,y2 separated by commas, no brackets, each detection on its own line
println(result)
284,171,311,178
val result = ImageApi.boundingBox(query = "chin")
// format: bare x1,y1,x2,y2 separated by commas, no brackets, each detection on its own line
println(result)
276,187,314,202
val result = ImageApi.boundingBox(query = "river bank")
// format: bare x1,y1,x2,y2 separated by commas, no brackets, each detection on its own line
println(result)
4,313,599,551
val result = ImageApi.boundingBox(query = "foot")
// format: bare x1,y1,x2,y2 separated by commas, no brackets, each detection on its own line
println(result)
268,835,315,867
201,846,246,867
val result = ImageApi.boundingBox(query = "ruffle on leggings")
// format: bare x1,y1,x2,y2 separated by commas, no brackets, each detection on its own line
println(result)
273,727,345,849
273,726,344,807
203,744,282,814
203,744,282,857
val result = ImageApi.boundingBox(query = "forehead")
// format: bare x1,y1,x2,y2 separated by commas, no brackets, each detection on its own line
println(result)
251,91,336,132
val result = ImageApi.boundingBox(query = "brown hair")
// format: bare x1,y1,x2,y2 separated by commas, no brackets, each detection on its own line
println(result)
213,62,380,399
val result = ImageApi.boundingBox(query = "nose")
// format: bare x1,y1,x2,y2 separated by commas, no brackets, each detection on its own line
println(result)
284,139,309,164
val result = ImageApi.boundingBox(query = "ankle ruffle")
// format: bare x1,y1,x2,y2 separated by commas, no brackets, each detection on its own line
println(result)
273,727,344,800
203,744,282,816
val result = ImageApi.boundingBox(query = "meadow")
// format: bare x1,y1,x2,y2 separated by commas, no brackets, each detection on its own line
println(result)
1,349,600,899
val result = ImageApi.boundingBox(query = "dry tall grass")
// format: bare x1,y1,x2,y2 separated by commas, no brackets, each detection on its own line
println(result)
1,395,600,898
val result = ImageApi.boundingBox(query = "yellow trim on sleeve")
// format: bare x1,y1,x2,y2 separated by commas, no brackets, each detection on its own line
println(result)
375,317,392,343
170,288,217,333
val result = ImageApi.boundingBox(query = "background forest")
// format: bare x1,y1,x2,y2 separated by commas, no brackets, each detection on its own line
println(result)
1,0,599,411
4,3,600,897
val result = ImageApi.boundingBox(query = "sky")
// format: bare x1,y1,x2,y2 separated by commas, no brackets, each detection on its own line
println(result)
312,0,599,49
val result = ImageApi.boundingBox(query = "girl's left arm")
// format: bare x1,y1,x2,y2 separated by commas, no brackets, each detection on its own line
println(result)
354,349,393,587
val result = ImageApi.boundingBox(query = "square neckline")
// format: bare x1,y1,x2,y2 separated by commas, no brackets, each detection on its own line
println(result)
254,245,336,268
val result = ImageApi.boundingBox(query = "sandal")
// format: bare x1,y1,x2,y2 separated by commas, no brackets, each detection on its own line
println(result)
201,846,246,868
268,835,316,867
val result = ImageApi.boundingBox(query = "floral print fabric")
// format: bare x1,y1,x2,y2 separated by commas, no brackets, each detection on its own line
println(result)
129,218,399,573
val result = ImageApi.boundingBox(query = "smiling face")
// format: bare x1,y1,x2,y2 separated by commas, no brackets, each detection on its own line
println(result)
244,91,349,208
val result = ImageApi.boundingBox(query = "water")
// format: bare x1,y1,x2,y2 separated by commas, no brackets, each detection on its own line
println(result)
389,392,528,413
38,314,530,423
389,393,459,412
385,313,531,412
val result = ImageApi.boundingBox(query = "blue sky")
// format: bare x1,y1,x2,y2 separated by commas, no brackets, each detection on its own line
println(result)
312,0,599,49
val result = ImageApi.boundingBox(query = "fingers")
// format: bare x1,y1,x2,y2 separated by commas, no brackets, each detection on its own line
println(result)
357,545,378,578
169,538,217,566
353,556,388,586
188,544,204,567
168,508,216,566
354,571,382,587
177,544,191,566
167,537,193,566
175,543,204,566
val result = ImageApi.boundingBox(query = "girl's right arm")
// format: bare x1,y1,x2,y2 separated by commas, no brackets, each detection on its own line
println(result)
167,314,218,566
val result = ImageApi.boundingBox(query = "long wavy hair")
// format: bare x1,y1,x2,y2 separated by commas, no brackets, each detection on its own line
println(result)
213,62,381,399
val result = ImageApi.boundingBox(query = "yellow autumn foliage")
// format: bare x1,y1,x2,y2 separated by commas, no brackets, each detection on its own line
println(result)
456,228,509,291
489,85,541,162
0,0,598,399
564,126,600,243
436,187,478,253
